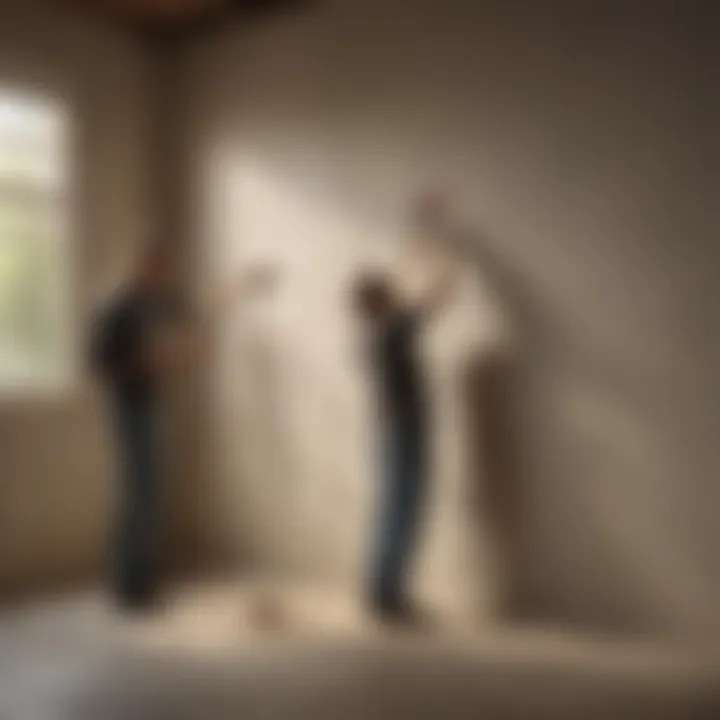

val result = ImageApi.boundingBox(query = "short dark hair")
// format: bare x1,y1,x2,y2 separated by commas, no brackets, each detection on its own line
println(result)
351,271,395,319
141,239,170,263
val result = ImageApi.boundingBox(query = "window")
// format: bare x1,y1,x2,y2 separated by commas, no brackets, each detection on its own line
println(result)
0,90,71,392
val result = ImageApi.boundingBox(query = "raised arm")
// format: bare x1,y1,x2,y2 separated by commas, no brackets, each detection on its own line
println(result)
204,263,279,321
396,194,459,320
153,264,280,371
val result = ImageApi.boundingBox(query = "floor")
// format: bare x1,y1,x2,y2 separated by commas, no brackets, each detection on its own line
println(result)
1,580,719,720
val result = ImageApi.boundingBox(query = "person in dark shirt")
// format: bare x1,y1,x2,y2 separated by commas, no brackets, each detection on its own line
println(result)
352,191,456,624
90,241,276,610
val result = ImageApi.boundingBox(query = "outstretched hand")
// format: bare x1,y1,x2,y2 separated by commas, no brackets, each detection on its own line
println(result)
401,188,460,317
240,264,280,295
411,188,452,237
213,263,280,315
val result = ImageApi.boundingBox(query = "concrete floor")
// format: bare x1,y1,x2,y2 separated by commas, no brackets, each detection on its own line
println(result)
1,580,719,720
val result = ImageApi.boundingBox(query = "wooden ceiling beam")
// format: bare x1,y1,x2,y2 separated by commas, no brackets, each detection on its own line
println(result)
58,0,312,38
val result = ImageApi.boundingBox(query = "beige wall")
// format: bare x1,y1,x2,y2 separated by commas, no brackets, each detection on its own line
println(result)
0,2,154,591
179,0,720,634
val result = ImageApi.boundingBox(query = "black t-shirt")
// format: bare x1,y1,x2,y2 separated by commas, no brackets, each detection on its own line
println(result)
370,310,427,428
90,288,184,400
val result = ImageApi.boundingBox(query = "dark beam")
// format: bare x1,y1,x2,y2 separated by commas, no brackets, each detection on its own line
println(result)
58,0,313,41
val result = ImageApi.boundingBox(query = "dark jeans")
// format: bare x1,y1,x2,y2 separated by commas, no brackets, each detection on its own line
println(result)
370,419,428,609
111,392,162,600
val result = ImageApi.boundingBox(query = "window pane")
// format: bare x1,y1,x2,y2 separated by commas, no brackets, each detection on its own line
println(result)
0,197,66,387
0,93,66,188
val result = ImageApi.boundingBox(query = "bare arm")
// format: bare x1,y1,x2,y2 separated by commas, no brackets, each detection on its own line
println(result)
201,264,279,322
396,230,458,320
157,264,280,370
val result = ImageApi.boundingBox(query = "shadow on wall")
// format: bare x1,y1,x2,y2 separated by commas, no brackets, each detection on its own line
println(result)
452,224,625,627
454,227,700,634
217,325,294,569
462,349,523,622
454,228,535,623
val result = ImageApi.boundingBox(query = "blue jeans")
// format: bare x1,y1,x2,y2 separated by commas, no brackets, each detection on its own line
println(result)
111,392,162,598
371,420,428,608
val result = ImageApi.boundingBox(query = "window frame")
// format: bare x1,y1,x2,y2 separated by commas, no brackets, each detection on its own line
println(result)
0,86,74,399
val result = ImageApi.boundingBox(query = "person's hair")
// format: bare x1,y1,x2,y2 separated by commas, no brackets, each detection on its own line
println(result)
131,239,172,289
351,270,395,320
139,239,170,266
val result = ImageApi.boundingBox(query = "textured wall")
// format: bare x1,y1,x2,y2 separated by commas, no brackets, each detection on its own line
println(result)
179,0,720,634
0,2,154,591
